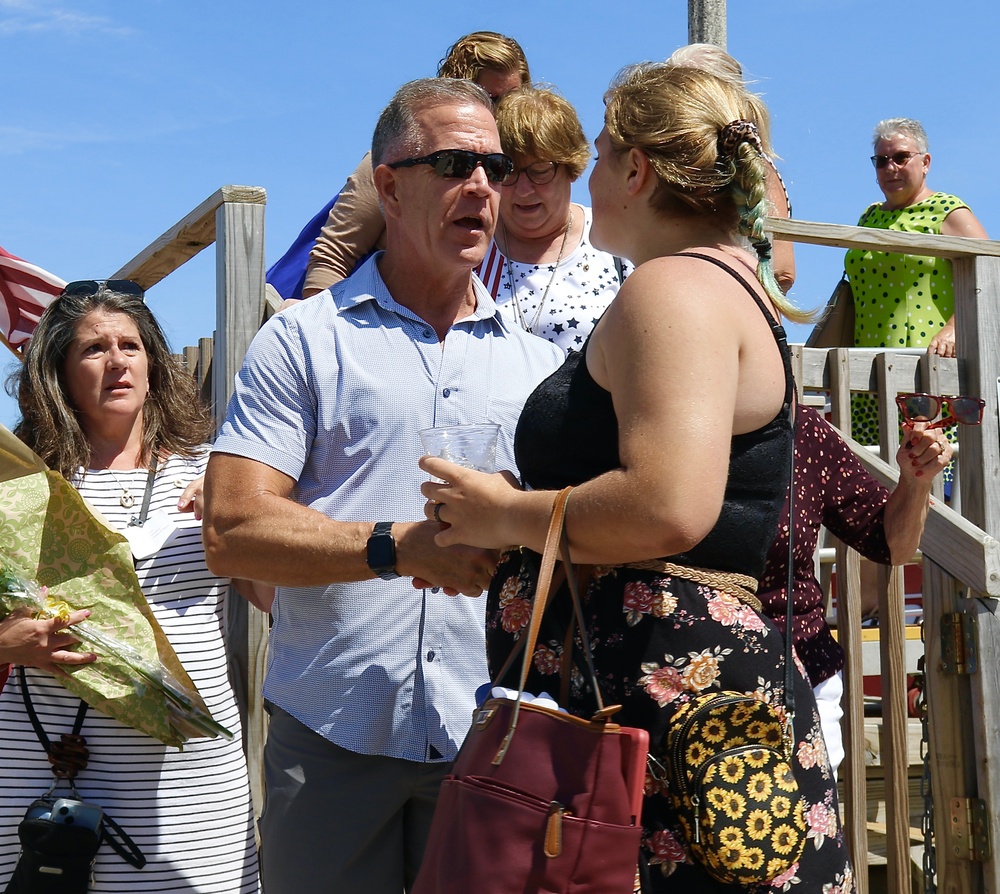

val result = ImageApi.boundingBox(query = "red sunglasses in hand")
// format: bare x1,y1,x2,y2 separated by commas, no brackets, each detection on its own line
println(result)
895,393,985,430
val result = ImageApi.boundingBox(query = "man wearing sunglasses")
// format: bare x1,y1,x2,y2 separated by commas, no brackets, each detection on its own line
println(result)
203,78,561,894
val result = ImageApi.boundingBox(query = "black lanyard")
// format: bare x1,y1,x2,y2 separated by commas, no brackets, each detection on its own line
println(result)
128,453,159,528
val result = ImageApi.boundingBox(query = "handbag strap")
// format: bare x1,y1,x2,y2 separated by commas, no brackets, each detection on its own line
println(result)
492,487,587,765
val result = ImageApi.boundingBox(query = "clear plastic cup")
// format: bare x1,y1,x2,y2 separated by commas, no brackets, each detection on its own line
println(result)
419,424,500,475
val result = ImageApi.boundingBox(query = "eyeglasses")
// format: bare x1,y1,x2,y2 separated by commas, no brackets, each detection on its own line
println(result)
60,280,145,299
870,151,920,170
502,161,559,187
895,392,985,429
387,149,514,184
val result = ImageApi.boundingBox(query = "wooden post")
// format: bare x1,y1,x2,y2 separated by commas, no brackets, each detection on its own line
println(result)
954,254,1000,893
214,196,270,828
687,0,726,47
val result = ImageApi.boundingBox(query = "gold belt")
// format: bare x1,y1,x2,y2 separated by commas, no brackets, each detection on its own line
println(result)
619,560,762,612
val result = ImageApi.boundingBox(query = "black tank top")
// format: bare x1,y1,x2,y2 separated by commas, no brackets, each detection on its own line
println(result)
514,252,795,580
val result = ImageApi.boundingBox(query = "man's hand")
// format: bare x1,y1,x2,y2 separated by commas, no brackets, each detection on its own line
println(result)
394,520,498,597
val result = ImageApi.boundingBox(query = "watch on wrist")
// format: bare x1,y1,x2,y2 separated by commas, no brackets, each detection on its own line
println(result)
366,521,400,580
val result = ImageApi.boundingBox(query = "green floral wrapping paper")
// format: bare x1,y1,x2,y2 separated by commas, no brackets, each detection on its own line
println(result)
0,425,230,747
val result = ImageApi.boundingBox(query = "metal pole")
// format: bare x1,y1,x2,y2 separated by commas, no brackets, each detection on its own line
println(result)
688,0,727,48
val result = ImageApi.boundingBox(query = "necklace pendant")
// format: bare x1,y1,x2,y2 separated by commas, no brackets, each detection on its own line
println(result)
120,490,136,509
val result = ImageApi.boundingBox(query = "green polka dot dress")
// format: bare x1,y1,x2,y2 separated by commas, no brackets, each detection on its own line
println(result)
845,193,967,471
845,192,968,347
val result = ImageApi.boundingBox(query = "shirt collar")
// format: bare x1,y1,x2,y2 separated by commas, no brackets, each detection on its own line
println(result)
335,251,511,333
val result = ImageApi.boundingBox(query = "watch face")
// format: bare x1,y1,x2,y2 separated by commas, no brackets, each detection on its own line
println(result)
367,525,398,579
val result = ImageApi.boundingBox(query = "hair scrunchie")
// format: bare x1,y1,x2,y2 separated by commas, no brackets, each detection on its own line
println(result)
718,119,763,158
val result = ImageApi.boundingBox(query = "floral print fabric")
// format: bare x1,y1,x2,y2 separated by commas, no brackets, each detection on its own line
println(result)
486,549,855,893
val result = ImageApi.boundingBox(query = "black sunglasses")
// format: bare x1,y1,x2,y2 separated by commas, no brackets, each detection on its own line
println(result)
870,151,920,170
60,279,145,300
502,161,559,188
388,149,514,184
896,392,985,429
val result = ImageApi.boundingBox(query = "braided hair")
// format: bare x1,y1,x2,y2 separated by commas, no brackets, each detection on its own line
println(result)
603,63,810,322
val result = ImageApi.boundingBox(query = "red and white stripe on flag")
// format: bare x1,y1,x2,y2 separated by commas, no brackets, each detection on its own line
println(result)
474,238,507,299
0,245,66,350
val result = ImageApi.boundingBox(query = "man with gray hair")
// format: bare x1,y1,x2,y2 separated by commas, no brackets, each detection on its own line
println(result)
203,78,562,893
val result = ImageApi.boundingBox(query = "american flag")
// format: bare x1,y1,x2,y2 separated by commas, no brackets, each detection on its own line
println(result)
475,237,506,298
0,245,65,352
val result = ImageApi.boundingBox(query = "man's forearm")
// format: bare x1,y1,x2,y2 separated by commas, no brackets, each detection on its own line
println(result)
204,491,376,585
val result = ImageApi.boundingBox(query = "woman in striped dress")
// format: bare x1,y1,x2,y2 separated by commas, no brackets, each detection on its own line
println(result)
0,281,265,892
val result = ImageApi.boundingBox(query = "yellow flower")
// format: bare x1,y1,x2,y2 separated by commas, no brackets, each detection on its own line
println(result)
775,762,798,792
720,844,745,870
719,826,744,849
746,720,768,740
706,787,730,810
747,808,772,839
772,795,792,818
771,823,800,856
766,856,789,878
700,717,727,744
720,790,748,819
740,847,765,871
686,740,708,767
730,703,754,725
747,771,773,801
744,748,770,769
718,756,745,784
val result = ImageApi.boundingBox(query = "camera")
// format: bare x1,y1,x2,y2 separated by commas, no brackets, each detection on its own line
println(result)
6,797,105,893
23,798,104,834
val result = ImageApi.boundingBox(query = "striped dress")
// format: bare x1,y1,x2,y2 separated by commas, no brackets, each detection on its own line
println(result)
0,450,259,893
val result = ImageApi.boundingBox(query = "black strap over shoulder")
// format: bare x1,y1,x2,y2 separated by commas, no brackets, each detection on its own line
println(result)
674,251,796,413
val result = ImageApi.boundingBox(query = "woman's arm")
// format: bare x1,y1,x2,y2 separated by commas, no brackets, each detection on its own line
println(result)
930,206,989,357
302,153,386,297
423,255,784,564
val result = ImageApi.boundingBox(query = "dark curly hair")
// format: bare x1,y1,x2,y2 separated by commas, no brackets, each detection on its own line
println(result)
7,285,213,479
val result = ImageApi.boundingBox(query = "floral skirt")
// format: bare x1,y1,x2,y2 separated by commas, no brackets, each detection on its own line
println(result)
486,549,856,894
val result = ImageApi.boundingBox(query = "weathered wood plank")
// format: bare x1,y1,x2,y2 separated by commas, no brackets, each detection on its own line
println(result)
767,217,1000,259
214,197,270,827
112,185,266,289
954,256,1000,539
837,545,870,881
876,563,912,894
922,561,979,894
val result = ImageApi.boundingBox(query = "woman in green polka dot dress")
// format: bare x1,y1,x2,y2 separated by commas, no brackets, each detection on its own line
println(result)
845,117,988,452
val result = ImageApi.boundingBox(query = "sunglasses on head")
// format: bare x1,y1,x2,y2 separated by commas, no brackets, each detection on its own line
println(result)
870,151,920,170
387,149,514,184
896,392,985,429
60,279,145,300
502,161,559,188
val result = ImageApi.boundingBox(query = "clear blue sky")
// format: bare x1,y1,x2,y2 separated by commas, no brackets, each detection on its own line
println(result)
3,0,996,428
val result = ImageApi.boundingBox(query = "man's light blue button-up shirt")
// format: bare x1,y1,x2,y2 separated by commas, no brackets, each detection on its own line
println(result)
213,254,563,761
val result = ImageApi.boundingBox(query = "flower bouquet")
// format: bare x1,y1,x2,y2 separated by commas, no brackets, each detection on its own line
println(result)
0,424,231,747
0,557,232,742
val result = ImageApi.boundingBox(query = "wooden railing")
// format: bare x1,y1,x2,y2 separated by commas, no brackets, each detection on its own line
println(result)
101,194,1000,891
111,184,271,825
775,216,1000,894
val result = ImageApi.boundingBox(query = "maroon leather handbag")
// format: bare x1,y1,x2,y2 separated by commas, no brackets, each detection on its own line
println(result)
412,487,647,894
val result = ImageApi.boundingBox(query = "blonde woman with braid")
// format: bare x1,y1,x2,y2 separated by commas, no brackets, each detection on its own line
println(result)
415,64,852,891
666,43,796,294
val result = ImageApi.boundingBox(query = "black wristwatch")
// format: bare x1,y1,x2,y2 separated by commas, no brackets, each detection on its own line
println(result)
366,521,400,580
